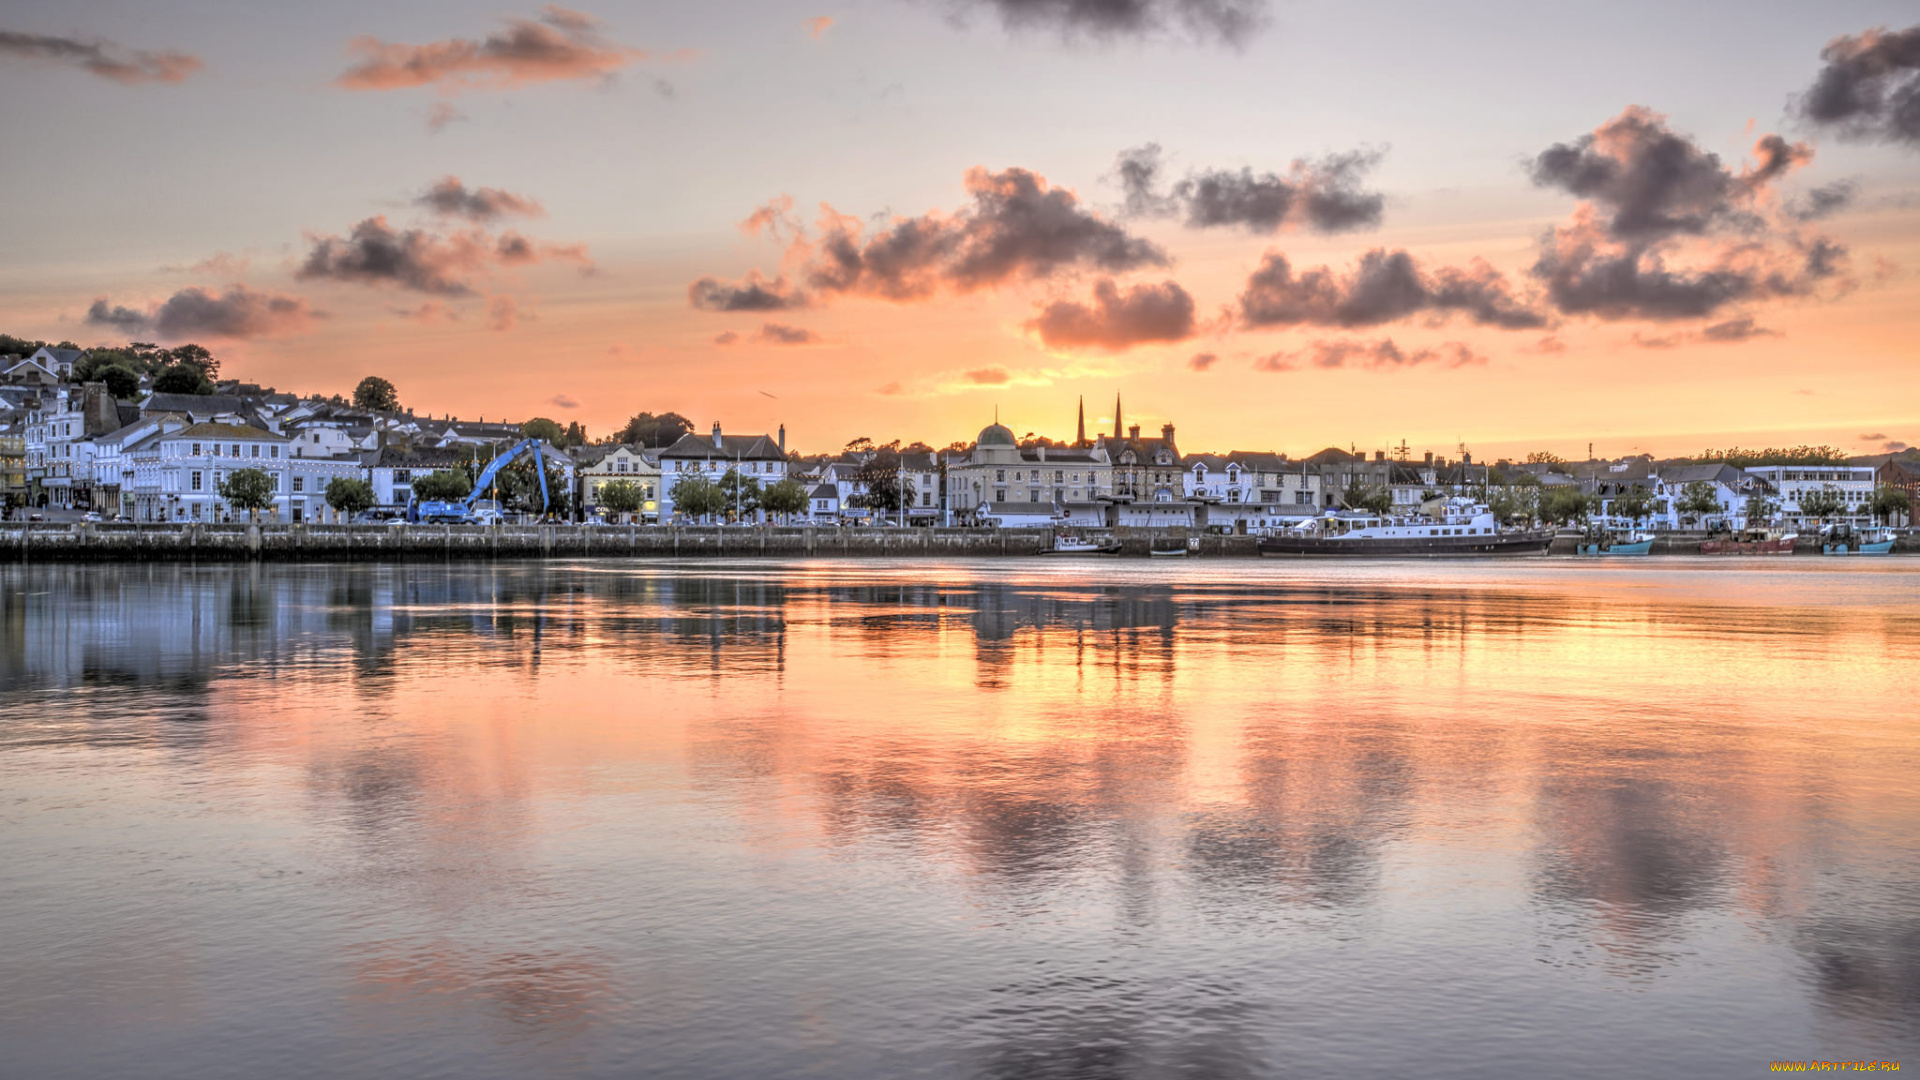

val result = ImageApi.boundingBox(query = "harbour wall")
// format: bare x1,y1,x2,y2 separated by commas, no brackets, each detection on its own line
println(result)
2,523,1914,561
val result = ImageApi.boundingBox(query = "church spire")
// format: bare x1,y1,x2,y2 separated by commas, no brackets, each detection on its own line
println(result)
1076,396,1087,448
1113,393,1123,443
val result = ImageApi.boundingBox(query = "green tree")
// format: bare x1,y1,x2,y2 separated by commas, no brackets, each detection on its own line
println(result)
668,475,724,521
152,363,213,395
1743,490,1779,527
169,344,218,380
850,449,906,517
411,470,474,501
1676,481,1722,524
1341,477,1392,515
1542,486,1598,525
352,375,400,412
1486,480,1541,525
716,468,763,521
1868,486,1911,526
325,477,375,520
1795,485,1847,522
1525,450,1566,465
92,364,142,399
760,477,808,522
522,417,565,445
597,479,645,521
1609,484,1656,523
616,411,694,447
563,420,586,448
493,459,570,518
218,467,276,521
1694,445,1848,468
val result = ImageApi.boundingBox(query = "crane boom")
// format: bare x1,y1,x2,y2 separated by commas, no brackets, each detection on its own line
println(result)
409,438,555,523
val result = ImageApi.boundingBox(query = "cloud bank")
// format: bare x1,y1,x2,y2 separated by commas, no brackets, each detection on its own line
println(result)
418,177,544,221
86,286,320,339
1238,249,1547,330
943,0,1269,47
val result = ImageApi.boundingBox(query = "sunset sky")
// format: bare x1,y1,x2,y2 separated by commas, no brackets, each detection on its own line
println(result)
2,0,1916,459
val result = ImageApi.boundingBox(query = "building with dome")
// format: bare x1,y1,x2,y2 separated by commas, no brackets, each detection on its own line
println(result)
947,410,1110,526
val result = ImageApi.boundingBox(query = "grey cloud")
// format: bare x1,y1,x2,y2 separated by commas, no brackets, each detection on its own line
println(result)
1026,278,1196,350
1531,229,1844,322
688,273,808,311
805,166,1167,301
946,0,1269,47
298,217,486,296
1788,180,1859,221
87,286,321,339
1527,107,1849,323
1796,25,1920,147
0,30,201,85
1238,249,1547,331
1529,107,1800,243
1116,143,1385,234
418,176,544,221
1188,351,1218,371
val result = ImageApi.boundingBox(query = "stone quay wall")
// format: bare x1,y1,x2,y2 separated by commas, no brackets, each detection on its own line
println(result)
2,522,1913,562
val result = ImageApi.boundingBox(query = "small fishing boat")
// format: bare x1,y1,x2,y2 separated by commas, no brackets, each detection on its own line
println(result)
1040,529,1120,555
1700,524,1798,555
1819,523,1896,555
1575,523,1654,556
1148,544,1189,557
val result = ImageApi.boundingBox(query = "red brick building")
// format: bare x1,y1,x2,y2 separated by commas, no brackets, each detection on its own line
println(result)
1877,458,1919,525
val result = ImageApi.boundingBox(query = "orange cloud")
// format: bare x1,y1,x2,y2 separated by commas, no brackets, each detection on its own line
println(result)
805,16,834,39
335,6,646,93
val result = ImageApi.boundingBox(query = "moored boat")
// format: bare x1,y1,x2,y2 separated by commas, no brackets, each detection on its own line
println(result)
1040,529,1121,555
1575,524,1654,556
1700,524,1797,555
1819,523,1896,555
1258,499,1551,557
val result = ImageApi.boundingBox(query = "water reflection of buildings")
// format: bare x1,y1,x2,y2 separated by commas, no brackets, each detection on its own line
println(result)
5,561,1919,1062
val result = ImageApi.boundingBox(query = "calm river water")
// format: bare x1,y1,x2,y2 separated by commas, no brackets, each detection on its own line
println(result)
2,559,1917,1079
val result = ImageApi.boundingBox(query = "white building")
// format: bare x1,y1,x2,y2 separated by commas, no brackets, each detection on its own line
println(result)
1744,464,1877,527
126,422,358,523
578,444,662,522
658,423,788,522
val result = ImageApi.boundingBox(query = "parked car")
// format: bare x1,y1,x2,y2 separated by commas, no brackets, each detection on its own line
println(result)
82,511,102,523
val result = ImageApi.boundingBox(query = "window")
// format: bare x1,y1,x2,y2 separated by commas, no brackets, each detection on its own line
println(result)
292,476,304,493
192,443,202,456
995,469,1005,482
271,446,279,459
994,488,1007,503
191,471,202,491
231,445,240,457
1028,488,1039,502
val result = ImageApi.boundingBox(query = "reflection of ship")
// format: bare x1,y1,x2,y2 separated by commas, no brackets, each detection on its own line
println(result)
1040,529,1120,555
1576,524,1654,556
1258,499,1551,557
1700,524,1797,555
1819,523,1895,555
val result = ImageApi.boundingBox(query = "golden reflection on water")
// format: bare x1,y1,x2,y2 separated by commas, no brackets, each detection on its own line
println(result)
1,559,1917,1078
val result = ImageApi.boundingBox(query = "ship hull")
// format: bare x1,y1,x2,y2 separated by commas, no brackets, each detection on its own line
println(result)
1577,539,1653,556
1258,530,1553,557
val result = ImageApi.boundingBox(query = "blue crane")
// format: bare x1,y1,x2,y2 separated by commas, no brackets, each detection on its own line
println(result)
409,438,553,523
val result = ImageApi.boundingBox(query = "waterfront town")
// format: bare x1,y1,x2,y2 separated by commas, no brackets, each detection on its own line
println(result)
4,342,1915,534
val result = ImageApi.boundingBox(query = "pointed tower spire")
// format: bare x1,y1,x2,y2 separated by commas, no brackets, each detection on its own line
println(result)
1113,394,1123,443
1076,396,1087,448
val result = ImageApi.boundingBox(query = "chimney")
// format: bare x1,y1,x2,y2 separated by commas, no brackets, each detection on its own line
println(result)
778,424,785,453
1037,445,1047,462
1128,423,1141,439
712,421,723,449
1424,451,1433,467
1162,422,1175,446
